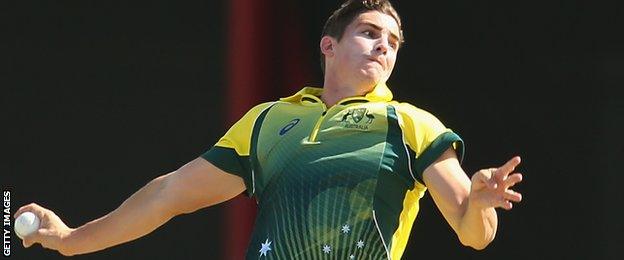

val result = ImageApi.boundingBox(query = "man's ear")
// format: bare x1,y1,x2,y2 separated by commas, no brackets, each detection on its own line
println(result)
320,36,335,57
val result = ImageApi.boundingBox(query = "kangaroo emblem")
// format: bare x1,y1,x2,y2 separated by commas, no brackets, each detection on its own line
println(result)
340,109,375,124
340,111,353,122
365,112,375,124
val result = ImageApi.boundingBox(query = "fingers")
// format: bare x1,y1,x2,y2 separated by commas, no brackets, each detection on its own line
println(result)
15,203,48,248
488,190,521,211
500,156,521,173
472,157,525,210
501,200,513,210
504,189,522,202
474,169,523,191
503,173,523,188
493,156,521,180
486,169,498,189
23,236,34,248
14,203,46,219
22,228,44,248
22,228,59,249
472,171,523,190
26,229,60,250
471,168,523,210
15,203,70,253
471,169,497,190
494,174,523,210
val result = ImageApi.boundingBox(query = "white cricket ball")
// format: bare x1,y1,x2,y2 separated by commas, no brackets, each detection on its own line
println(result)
14,212,41,239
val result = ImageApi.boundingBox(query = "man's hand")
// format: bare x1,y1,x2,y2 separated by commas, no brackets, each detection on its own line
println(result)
424,150,525,249
469,156,523,210
14,203,75,256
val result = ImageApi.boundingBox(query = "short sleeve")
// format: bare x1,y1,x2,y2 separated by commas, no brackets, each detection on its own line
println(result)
201,102,274,196
395,103,464,181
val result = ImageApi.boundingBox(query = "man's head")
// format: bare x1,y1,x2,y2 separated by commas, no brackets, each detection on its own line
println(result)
320,0,403,89
320,0,403,72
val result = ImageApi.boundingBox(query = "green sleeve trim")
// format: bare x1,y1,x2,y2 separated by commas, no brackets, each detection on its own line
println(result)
201,146,253,196
413,131,464,181
248,104,273,196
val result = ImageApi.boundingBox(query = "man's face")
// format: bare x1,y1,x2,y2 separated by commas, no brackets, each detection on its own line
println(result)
330,11,401,88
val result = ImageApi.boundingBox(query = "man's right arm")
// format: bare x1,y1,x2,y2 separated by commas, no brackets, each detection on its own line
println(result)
15,157,245,256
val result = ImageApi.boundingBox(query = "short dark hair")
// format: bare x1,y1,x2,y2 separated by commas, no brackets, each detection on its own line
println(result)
320,0,403,73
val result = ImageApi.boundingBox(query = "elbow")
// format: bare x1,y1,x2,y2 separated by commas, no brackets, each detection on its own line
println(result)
465,241,489,251
458,233,494,250
59,246,78,257
456,211,498,250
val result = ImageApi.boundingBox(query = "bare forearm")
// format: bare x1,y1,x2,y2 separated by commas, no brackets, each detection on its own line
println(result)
63,174,176,256
457,198,498,250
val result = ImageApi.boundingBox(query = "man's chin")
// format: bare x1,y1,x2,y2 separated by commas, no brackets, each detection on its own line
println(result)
354,76,383,93
360,68,383,81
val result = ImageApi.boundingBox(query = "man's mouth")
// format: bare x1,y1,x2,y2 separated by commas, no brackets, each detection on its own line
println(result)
368,57,384,68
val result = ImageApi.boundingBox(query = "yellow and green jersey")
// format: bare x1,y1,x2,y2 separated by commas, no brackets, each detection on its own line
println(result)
202,83,463,260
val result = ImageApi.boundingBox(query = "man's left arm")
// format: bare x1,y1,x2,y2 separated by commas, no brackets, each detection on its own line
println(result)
423,148,523,250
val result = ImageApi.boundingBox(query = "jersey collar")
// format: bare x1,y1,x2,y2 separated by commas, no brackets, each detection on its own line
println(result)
279,83,394,105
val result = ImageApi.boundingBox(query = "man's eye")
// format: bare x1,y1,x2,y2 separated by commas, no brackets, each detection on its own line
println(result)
362,30,377,37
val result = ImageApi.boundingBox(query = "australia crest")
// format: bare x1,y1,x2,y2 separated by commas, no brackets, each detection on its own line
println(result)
340,108,375,129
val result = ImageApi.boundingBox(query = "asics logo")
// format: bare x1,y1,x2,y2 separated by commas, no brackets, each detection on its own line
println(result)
279,119,300,136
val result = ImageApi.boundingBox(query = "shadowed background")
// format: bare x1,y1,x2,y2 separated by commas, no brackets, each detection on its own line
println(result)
3,0,622,259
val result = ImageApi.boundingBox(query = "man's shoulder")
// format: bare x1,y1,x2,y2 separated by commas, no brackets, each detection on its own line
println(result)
240,101,277,117
387,101,439,122
241,99,313,122
234,101,276,123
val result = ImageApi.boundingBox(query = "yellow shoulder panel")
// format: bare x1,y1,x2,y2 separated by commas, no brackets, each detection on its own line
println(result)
394,102,450,156
214,102,274,156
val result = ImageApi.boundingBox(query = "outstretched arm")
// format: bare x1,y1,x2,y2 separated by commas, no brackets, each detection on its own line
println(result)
423,148,523,250
14,157,245,256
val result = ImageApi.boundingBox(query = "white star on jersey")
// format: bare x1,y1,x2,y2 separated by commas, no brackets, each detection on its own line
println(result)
323,244,331,254
341,224,351,234
356,240,364,249
259,238,272,257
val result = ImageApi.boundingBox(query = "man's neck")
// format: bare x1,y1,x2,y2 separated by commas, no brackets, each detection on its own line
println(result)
320,76,376,107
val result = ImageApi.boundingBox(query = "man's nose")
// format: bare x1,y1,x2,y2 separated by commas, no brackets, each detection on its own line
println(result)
375,38,389,55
